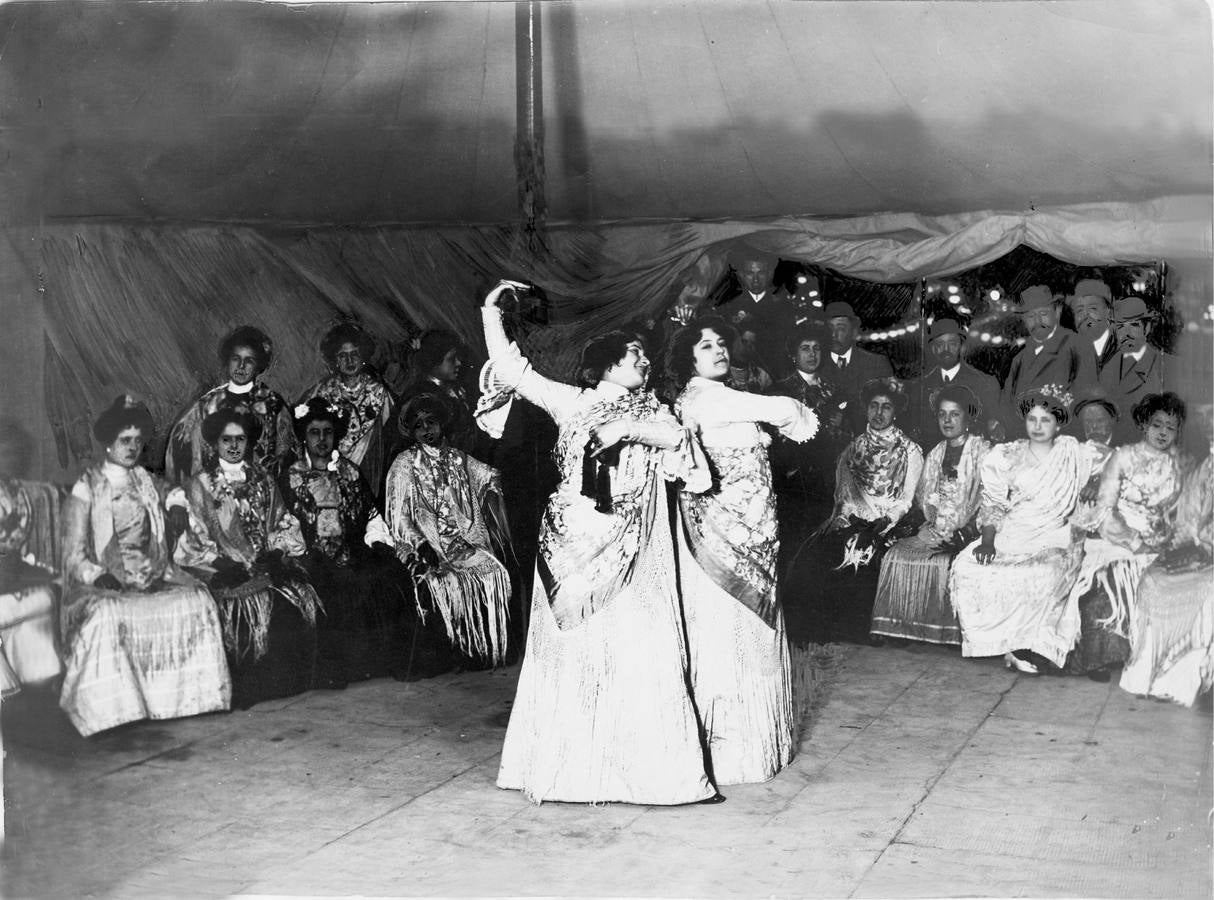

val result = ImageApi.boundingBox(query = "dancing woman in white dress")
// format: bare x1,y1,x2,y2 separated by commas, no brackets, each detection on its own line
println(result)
666,317,818,785
483,280,719,805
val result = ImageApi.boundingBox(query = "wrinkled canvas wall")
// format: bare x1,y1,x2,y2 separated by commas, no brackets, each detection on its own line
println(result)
2,195,1210,480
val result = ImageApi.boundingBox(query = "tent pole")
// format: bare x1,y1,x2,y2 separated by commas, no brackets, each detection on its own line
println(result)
515,0,546,252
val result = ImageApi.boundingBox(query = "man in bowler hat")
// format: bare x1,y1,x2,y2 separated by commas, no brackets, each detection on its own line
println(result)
907,317,1004,445
1000,284,1096,423
1099,295,1178,443
819,300,893,431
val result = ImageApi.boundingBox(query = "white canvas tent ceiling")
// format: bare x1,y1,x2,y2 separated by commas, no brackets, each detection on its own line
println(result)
1,0,1210,227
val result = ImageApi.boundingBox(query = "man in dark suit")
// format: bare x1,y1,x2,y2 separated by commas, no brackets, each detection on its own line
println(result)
1100,296,1179,443
1000,284,1097,425
1067,278,1119,377
714,246,795,377
906,318,1005,446
819,300,894,432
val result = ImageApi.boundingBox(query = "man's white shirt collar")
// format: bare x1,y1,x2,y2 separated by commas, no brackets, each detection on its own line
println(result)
1126,345,1147,363
940,363,961,381
833,348,853,365
1092,329,1111,355
226,380,254,395
749,291,766,304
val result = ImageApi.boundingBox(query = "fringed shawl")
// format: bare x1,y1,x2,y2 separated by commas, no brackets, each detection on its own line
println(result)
846,425,914,499
538,390,672,630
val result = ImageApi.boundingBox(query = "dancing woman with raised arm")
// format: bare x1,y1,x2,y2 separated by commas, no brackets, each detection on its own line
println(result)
482,280,719,806
666,317,818,785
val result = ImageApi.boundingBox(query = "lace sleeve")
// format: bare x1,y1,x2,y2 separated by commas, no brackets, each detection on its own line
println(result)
976,444,1014,532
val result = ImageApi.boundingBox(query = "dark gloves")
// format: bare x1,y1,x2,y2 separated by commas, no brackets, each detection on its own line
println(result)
208,555,249,590
370,542,398,561
165,505,190,540
93,572,124,591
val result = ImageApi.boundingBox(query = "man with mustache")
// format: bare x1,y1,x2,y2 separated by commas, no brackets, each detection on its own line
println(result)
1067,278,1119,376
1000,284,1096,425
907,317,1004,446
1098,296,1179,444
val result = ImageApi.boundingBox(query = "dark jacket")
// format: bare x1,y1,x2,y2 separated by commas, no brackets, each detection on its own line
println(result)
1000,327,1097,419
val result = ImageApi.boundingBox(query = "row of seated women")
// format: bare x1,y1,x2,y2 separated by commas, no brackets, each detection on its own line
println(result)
163,322,482,496
782,375,1213,705
0,391,512,736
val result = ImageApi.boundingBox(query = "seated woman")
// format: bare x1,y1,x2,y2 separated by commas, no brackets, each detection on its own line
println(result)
166,325,296,483
280,398,452,682
949,385,1092,674
785,376,924,645
299,323,394,496
58,396,230,736
668,317,818,785
1065,393,1186,679
378,393,512,669
180,409,324,708
871,385,990,646
1120,403,1214,705
0,420,62,693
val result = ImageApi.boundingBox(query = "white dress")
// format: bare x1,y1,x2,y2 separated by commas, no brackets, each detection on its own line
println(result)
484,308,716,804
675,376,817,785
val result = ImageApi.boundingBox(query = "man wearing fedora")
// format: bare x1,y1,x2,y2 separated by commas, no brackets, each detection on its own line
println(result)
714,243,795,376
820,300,894,432
907,317,1004,445
1099,295,1178,443
1067,278,1119,376
1000,284,1096,423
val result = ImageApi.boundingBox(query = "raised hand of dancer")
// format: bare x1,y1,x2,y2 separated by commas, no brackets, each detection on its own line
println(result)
483,279,532,309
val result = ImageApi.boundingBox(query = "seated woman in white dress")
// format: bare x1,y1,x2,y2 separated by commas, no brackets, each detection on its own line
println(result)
666,317,818,785
482,279,719,806
1120,402,1214,705
949,384,1093,674
871,385,990,646
299,322,394,496
0,420,62,694
1065,393,1185,679
785,377,924,645
58,397,230,736
375,392,512,669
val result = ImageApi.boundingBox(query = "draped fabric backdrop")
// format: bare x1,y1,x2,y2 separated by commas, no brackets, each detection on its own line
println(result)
1,195,1209,480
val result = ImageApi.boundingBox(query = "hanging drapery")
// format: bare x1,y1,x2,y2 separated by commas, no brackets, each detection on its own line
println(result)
0,194,1209,479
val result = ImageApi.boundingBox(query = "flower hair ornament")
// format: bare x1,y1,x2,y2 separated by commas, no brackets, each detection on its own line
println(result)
294,403,310,419
1036,383,1074,409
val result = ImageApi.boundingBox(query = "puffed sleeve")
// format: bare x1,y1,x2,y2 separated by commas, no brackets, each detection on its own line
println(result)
976,444,1014,532
380,456,427,559
710,388,819,442
481,306,583,424
885,441,925,527
63,480,107,585
641,409,712,493
173,476,222,568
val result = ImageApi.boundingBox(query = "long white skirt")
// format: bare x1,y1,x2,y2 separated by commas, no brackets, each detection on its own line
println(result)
0,585,62,688
1120,565,1214,706
497,514,714,805
677,531,794,786
950,540,1084,668
59,583,231,736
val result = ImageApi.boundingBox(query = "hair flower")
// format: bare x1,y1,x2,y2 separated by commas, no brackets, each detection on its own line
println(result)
294,403,310,419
